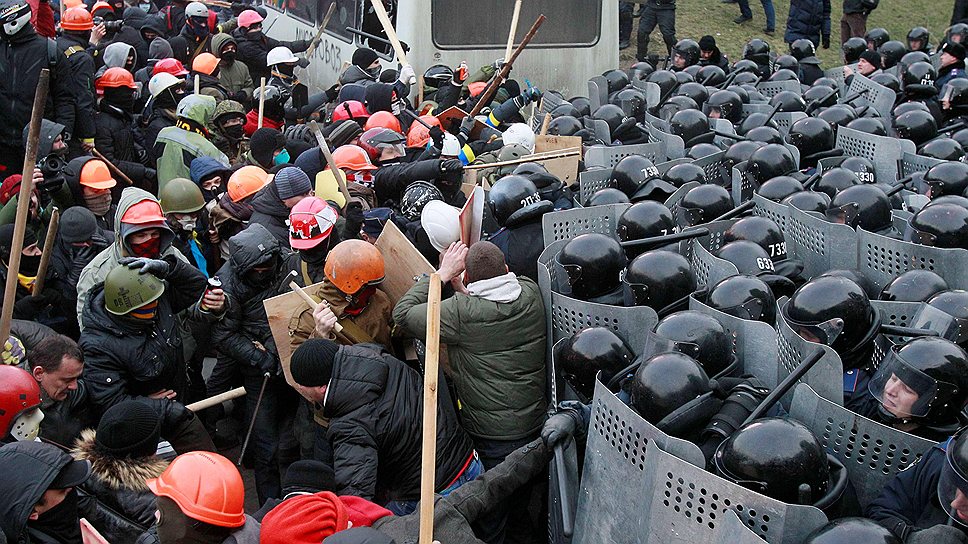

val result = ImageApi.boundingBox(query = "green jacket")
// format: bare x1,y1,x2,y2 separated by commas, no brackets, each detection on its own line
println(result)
212,33,254,100
154,95,228,189
393,275,547,440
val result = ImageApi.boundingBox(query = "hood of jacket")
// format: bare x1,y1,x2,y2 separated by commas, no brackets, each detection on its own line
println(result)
228,222,279,275
123,7,148,30
115,187,176,256
23,119,66,159
339,65,377,86
0,441,79,542
103,42,137,69
211,32,235,57
249,182,290,219
189,156,228,185
71,429,169,491
147,36,173,61
323,345,390,418
141,15,167,40
63,156,98,204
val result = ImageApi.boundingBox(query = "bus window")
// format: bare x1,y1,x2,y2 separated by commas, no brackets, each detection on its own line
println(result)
284,0,317,25
430,0,600,49
278,0,360,42
360,0,397,56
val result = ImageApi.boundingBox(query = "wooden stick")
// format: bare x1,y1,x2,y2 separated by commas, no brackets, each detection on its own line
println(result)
305,2,337,58
32,208,58,295
539,112,552,136
469,14,546,117
90,149,134,186
194,74,200,95
287,271,344,333
0,69,48,344
308,121,352,210
368,0,416,84
257,77,266,129
504,0,523,61
463,147,580,170
418,273,442,544
185,387,246,411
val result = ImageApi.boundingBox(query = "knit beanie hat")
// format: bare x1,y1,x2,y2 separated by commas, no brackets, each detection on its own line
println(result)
60,206,99,243
942,40,967,61
282,460,336,495
274,166,313,200
95,399,162,458
290,338,340,387
0,175,22,206
699,35,717,52
351,47,379,69
859,50,882,69
250,127,286,168
260,491,348,544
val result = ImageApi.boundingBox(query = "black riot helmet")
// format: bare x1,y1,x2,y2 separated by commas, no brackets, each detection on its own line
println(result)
550,103,581,119
819,268,880,300
825,184,894,233
803,518,901,544
935,426,968,527
714,418,831,505
841,156,877,183
675,82,709,108
948,23,968,43
422,64,454,88
659,96,699,123
812,77,839,88
787,117,835,163
623,250,697,315
675,70,695,84
869,337,968,425
732,58,760,74
688,143,722,160
592,104,628,135
726,84,750,103
782,275,877,356
617,201,678,243
899,50,932,74
611,154,661,198
739,112,780,135
696,65,727,86
865,28,891,50
902,61,938,95
907,26,931,51
774,55,800,73
664,163,706,187
769,90,807,112
723,140,765,170
920,138,965,161
612,88,647,119
744,38,771,64
879,40,908,69
893,100,931,118
922,161,968,198
912,289,968,348
815,167,861,198
783,190,832,212
647,70,680,100
585,188,631,207
723,216,789,262
790,38,818,60
628,61,655,83
879,269,949,302
745,126,784,144
954,128,968,153
846,117,888,137
556,233,628,299
708,274,777,323
843,37,867,63
487,175,543,227
716,240,781,277
675,184,732,227
569,96,593,117
894,109,938,146
904,203,968,249
803,85,839,110
769,68,799,82
629,352,712,424
547,115,583,136
654,311,735,377
673,39,701,68
757,175,804,201
816,105,858,131
670,109,712,147
871,72,902,93
941,78,968,115
747,144,798,184
703,90,743,123
555,327,634,401
602,68,631,94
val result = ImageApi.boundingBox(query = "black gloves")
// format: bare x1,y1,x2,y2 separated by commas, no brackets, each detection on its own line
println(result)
296,56,311,68
429,125,445,149
439,159,464,174
822,34,830,49
459,116,477,141
13,292,59,318
119,257,170,278
511,87,542,109
256,351,278,375
345,200,364,225
232,90,248,103
541,401,587,447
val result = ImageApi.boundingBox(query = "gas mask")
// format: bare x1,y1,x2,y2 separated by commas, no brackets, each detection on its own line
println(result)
174,217,196,232
11,407,44,441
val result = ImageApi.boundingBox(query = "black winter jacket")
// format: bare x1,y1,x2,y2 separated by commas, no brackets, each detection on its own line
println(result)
374,159,448,207
324,344,474,502
486,204,552,283
248,183,294,247
234,30,309,82
784,0,832,44
56,32,97,142
95,102,151,188
844,0,878,15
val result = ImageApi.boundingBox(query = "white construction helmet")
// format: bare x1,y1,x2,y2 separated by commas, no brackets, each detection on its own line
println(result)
148,72,183,98
420,200,461,252
441,133,461,157
185,1,208,17
267,46,299,67
502,123,536,153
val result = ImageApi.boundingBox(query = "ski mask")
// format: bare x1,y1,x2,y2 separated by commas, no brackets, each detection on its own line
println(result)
221,50,236,62
19,252,40,276
187,16,209,39
223,124,244,139
300,238,330,265
156,497,230,544
104,87,135,113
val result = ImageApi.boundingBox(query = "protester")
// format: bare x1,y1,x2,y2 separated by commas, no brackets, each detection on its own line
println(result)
24,334,95,446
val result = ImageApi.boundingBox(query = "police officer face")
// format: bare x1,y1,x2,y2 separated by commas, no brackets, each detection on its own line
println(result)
881,373,920,417
942,52,959,68
674,53,688,69
951,489,968,522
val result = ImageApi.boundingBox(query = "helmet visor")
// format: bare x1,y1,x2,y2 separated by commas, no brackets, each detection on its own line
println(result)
554,255,583,290
782,300,846,345
907,226,938,246
641,329,702,360
716,296,767,322
868,348,948,418
674,205,706,228
824,201,860,227
912,304,968,345
939,448,968,527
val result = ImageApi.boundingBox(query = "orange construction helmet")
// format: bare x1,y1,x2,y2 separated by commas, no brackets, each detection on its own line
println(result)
79,159,117,190
324,239,385,295
61,6,93,31
90,1,113,15
227,165,268,202
95,67,137,95
364,111,402,134
121,199,166,224
147,451,246,528
406,115,441,148
192,52,219,76
331,145,377,172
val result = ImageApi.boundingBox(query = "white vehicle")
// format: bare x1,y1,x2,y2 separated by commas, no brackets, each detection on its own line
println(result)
261,0,618,98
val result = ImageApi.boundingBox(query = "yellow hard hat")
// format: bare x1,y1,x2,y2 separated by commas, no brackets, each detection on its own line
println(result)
314,169,346,209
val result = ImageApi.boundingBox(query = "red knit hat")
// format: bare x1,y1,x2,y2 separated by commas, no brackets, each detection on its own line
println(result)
0,175,22,206
260,491,349,543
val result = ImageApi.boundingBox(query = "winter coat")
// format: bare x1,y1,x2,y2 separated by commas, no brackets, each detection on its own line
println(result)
95,101,152,188
192,72,230,102
0,442,84,544
866,441,951,539
486,204,553,283
784,0,832,44
393,275,547,440
153,96,229,185
324,344,474,501
144,105,178,157
373,159,448,207
0,25,75,150
843,0,878,15
56,32,97,142
37,380,96,449
169,26,212,66
287,279,394,355
71,430,167,543
936,61,967,90
248,182,294,246
233,29,309,82
212,33,253,101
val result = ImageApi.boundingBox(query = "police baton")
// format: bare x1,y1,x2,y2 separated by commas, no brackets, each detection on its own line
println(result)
618,226,710,250
711,200,755,222
741,348,824,426
238,372,271,466
554,443,574,538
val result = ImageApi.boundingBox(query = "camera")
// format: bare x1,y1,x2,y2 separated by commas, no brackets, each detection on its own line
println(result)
36,154,66,194
92,16,123,32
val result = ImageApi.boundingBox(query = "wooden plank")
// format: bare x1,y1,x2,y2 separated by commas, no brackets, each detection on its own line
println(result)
534,135,582,185
263,281,326,387
374,221,435,305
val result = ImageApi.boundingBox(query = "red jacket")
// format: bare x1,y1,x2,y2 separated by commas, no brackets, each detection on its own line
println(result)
28,0,55,38
243,108,283,137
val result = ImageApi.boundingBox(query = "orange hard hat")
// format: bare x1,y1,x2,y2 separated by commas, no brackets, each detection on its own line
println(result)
192,52,219,76
324,239,385,295
61,6,93,31
331,145,377,172
96,67,137,94
363,111,402,134
227,165,268,202
121,199,166,224
147,451,246,528
406,115,441,148
79,159,117,190
468,81,487,98
64,0,83,8
90,1,113,14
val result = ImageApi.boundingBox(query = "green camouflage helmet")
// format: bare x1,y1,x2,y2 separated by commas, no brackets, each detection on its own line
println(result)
212,99,246,125
159,177,205,214
104,264,165,315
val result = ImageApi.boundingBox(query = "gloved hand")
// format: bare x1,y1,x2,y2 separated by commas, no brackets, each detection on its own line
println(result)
1,336,25,366
822,34,830,49
232,90,248,103
541,412,577,447
429,125,445,149
144,167,157,184
119,257,170,278
296,56,311,68
14,294,50,317
907,525,968,544
491,58,506,71
345,200,364,226
440,158,464,173
511,87,542,109
256,351,278,374
398,64,416,84
295,39,312,50
218,17,237,33
459,115,477,140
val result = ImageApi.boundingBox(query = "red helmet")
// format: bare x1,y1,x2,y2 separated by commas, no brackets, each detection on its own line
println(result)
61,6,93,31
289,197,339,250
153,58,189,77
359,127,406,161
331,100,369,122
0,366,42,440
364,111,402,133
96,67,137,95
121,199,166,224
